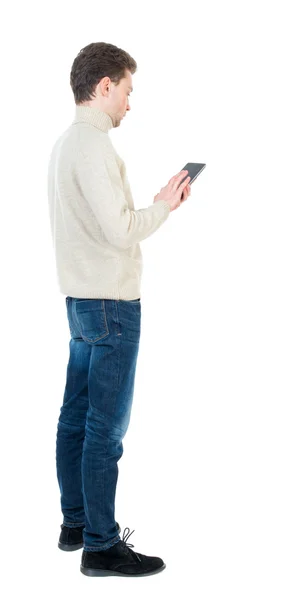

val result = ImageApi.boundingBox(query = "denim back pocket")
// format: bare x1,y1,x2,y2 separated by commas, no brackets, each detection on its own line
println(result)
74,299,109,343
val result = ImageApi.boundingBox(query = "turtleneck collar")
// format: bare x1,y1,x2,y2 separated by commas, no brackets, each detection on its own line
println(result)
72,104,114,133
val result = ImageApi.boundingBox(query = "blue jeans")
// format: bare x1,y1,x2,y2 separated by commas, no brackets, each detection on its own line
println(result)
56,296,141,551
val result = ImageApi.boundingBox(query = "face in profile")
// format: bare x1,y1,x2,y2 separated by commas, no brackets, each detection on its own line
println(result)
109,70,133,128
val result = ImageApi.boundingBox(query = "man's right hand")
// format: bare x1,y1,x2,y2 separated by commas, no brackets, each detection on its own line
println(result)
153,170,191,212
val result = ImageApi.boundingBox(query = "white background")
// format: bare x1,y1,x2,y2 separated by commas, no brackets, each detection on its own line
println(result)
2,0,301,598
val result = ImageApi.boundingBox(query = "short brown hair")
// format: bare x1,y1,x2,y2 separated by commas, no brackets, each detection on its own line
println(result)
70,42,137,105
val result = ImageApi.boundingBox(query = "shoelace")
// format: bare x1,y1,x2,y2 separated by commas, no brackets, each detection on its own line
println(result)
121,527,142,563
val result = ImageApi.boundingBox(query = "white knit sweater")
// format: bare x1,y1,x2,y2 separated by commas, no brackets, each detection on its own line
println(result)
47,105,171,299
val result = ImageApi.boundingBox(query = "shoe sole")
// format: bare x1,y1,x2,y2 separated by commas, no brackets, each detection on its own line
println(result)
58,541,83,551
80,563,166,577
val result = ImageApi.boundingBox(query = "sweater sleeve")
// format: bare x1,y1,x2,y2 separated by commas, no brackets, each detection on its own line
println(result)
75,146,171,250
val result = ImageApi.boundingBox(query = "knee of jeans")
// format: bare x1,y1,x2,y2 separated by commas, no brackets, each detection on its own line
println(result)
106,420,129,443
85,412,127,441
58,412,86,430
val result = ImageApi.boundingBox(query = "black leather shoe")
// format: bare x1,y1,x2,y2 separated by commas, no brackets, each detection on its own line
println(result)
80,527,166,577
58,522,121,551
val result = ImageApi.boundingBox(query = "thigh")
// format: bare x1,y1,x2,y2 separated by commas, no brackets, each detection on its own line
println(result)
111,300,141,432
74,298,141,433
62,298,94,424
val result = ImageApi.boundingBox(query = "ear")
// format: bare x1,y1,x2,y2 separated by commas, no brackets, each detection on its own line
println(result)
99,76,111,96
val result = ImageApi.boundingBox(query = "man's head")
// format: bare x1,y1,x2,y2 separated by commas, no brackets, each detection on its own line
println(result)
70,42,137,128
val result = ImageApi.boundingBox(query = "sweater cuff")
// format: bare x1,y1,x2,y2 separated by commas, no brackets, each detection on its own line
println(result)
154,199,171,217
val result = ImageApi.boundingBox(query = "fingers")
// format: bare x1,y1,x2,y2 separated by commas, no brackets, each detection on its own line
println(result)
169,169,189,184
176,169,188,179
181,187,189,203
180,175,191,188
180,183,191,204
172,174,191,192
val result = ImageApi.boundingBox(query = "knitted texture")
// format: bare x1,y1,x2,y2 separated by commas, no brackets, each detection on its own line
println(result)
47,105,171,299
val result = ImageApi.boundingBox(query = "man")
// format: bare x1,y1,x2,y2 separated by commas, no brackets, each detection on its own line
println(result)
47,42,191,578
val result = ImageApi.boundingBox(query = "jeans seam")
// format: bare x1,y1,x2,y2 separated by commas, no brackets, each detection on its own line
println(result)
115,299,122,337
84,533,121,552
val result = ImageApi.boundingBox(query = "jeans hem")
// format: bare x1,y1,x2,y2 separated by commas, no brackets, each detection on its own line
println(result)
84,534,121,552
63,521,85,527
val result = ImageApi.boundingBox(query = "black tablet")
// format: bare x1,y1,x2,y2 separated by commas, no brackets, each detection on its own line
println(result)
179,162,206,198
